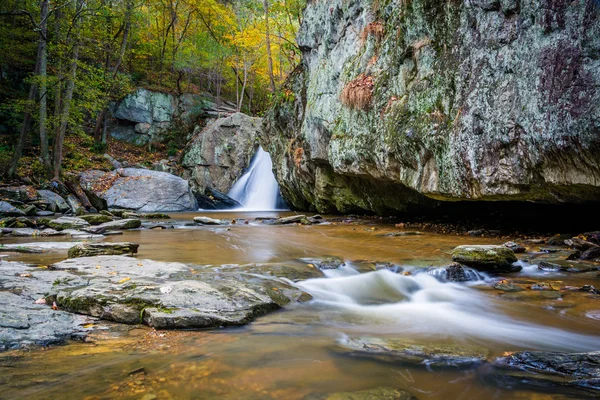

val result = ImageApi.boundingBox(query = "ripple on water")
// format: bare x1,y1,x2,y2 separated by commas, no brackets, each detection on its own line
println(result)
585,310,600,320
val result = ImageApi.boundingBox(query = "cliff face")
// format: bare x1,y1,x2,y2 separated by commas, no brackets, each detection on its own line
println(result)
261,0,600,214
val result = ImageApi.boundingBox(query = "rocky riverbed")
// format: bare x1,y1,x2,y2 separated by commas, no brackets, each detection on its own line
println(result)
1,210,599,399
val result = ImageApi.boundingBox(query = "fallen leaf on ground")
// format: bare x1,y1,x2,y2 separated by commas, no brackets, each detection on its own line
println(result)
34,298,46,304
118,277,131,284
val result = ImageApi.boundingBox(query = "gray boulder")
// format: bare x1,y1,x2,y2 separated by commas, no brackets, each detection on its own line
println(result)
80,168,197,212
0,201,25,217
37,190,71,213
193,216,224,225
0,186,38,202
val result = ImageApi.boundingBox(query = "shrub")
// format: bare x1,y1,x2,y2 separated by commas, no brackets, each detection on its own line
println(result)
340,74,375,110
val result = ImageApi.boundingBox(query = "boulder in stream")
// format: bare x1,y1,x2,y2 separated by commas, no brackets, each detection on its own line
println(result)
193,216,224,225
80,168,198,212
492,351,600,393
0,201,26,217
49,256,308,329
47,217,90,230
67,242,139,258
451,245,519,272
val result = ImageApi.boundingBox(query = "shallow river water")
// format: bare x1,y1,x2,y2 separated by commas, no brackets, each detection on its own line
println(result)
1,212,599,399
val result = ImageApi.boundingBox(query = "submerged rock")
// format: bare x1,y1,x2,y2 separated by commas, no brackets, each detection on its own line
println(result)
304,387,416,400
271,215,306,225
451,245,519,272
67,242,139,258
492,351,600,393
338,337,488,369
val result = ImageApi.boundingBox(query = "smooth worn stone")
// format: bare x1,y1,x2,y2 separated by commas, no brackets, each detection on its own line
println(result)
303,387,416,400
0,201,26,217
565,238,597,252
493,279,524,292
80,214,113,225
271,215,306,225
47,216,90,230
36,210,55,216
80,168,197,212
452,245,519,272
538,261,598,273
492,351,600,392
68,242,139,258
503,241,526,253
122,212,141,219
50,256,307,329
379,231,423,237
0,291,87,352
338,337,488,369
193,216,223,225
442,263,485,283
94,218,142,230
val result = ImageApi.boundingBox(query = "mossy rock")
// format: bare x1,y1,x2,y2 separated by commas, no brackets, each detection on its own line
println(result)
80,214,113,225
452,245,518,272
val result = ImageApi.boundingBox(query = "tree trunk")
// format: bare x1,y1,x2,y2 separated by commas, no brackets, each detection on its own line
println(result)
53,0,83,181
93,0,133,143
8,39,43,178
263,0,276,92
39,0,50,170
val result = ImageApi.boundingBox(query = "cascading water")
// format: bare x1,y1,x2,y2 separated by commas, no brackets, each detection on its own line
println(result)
228,146,285,211
297,268,600,352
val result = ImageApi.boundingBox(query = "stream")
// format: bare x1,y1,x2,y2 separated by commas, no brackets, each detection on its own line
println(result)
1,212,600,399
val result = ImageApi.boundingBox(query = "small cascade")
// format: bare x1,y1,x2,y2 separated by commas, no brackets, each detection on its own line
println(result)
228,147,285,211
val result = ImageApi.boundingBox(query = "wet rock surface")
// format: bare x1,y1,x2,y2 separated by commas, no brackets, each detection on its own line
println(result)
492,351,600,392
452,245,519,272
339,337,488,369
67,242,139,258
47,256,310,330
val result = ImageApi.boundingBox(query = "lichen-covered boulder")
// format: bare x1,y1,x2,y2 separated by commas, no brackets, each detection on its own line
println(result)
79,214,113,225
452,245,518,272
80,168,197,212
67,242,139,258
261,0,600,214
47,216,90,231
37,190,71,213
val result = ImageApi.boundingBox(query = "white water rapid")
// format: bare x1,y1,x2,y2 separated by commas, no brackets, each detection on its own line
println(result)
228,147,284,211
297,269,600,352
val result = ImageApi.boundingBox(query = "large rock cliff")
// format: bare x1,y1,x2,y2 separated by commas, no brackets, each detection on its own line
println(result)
261,0,600,214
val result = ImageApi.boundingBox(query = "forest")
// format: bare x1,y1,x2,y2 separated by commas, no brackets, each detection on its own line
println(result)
0,0,304,180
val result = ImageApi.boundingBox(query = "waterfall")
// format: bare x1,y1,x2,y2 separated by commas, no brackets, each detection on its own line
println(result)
228,147,285,211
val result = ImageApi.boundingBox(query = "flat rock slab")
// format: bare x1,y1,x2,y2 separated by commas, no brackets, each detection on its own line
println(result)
270,215,306,225
87,218,142,232
193,216,224,225
80,214,113,225
47,217,90,230
37,190,71,212
50,256,307,329
492,351,600,392
452,245,519,272
338,337,488,369
68,242,139,258
0,242,80,253
299,257,345,270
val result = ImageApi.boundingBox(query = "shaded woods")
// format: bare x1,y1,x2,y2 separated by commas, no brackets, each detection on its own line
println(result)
0,0,305,180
